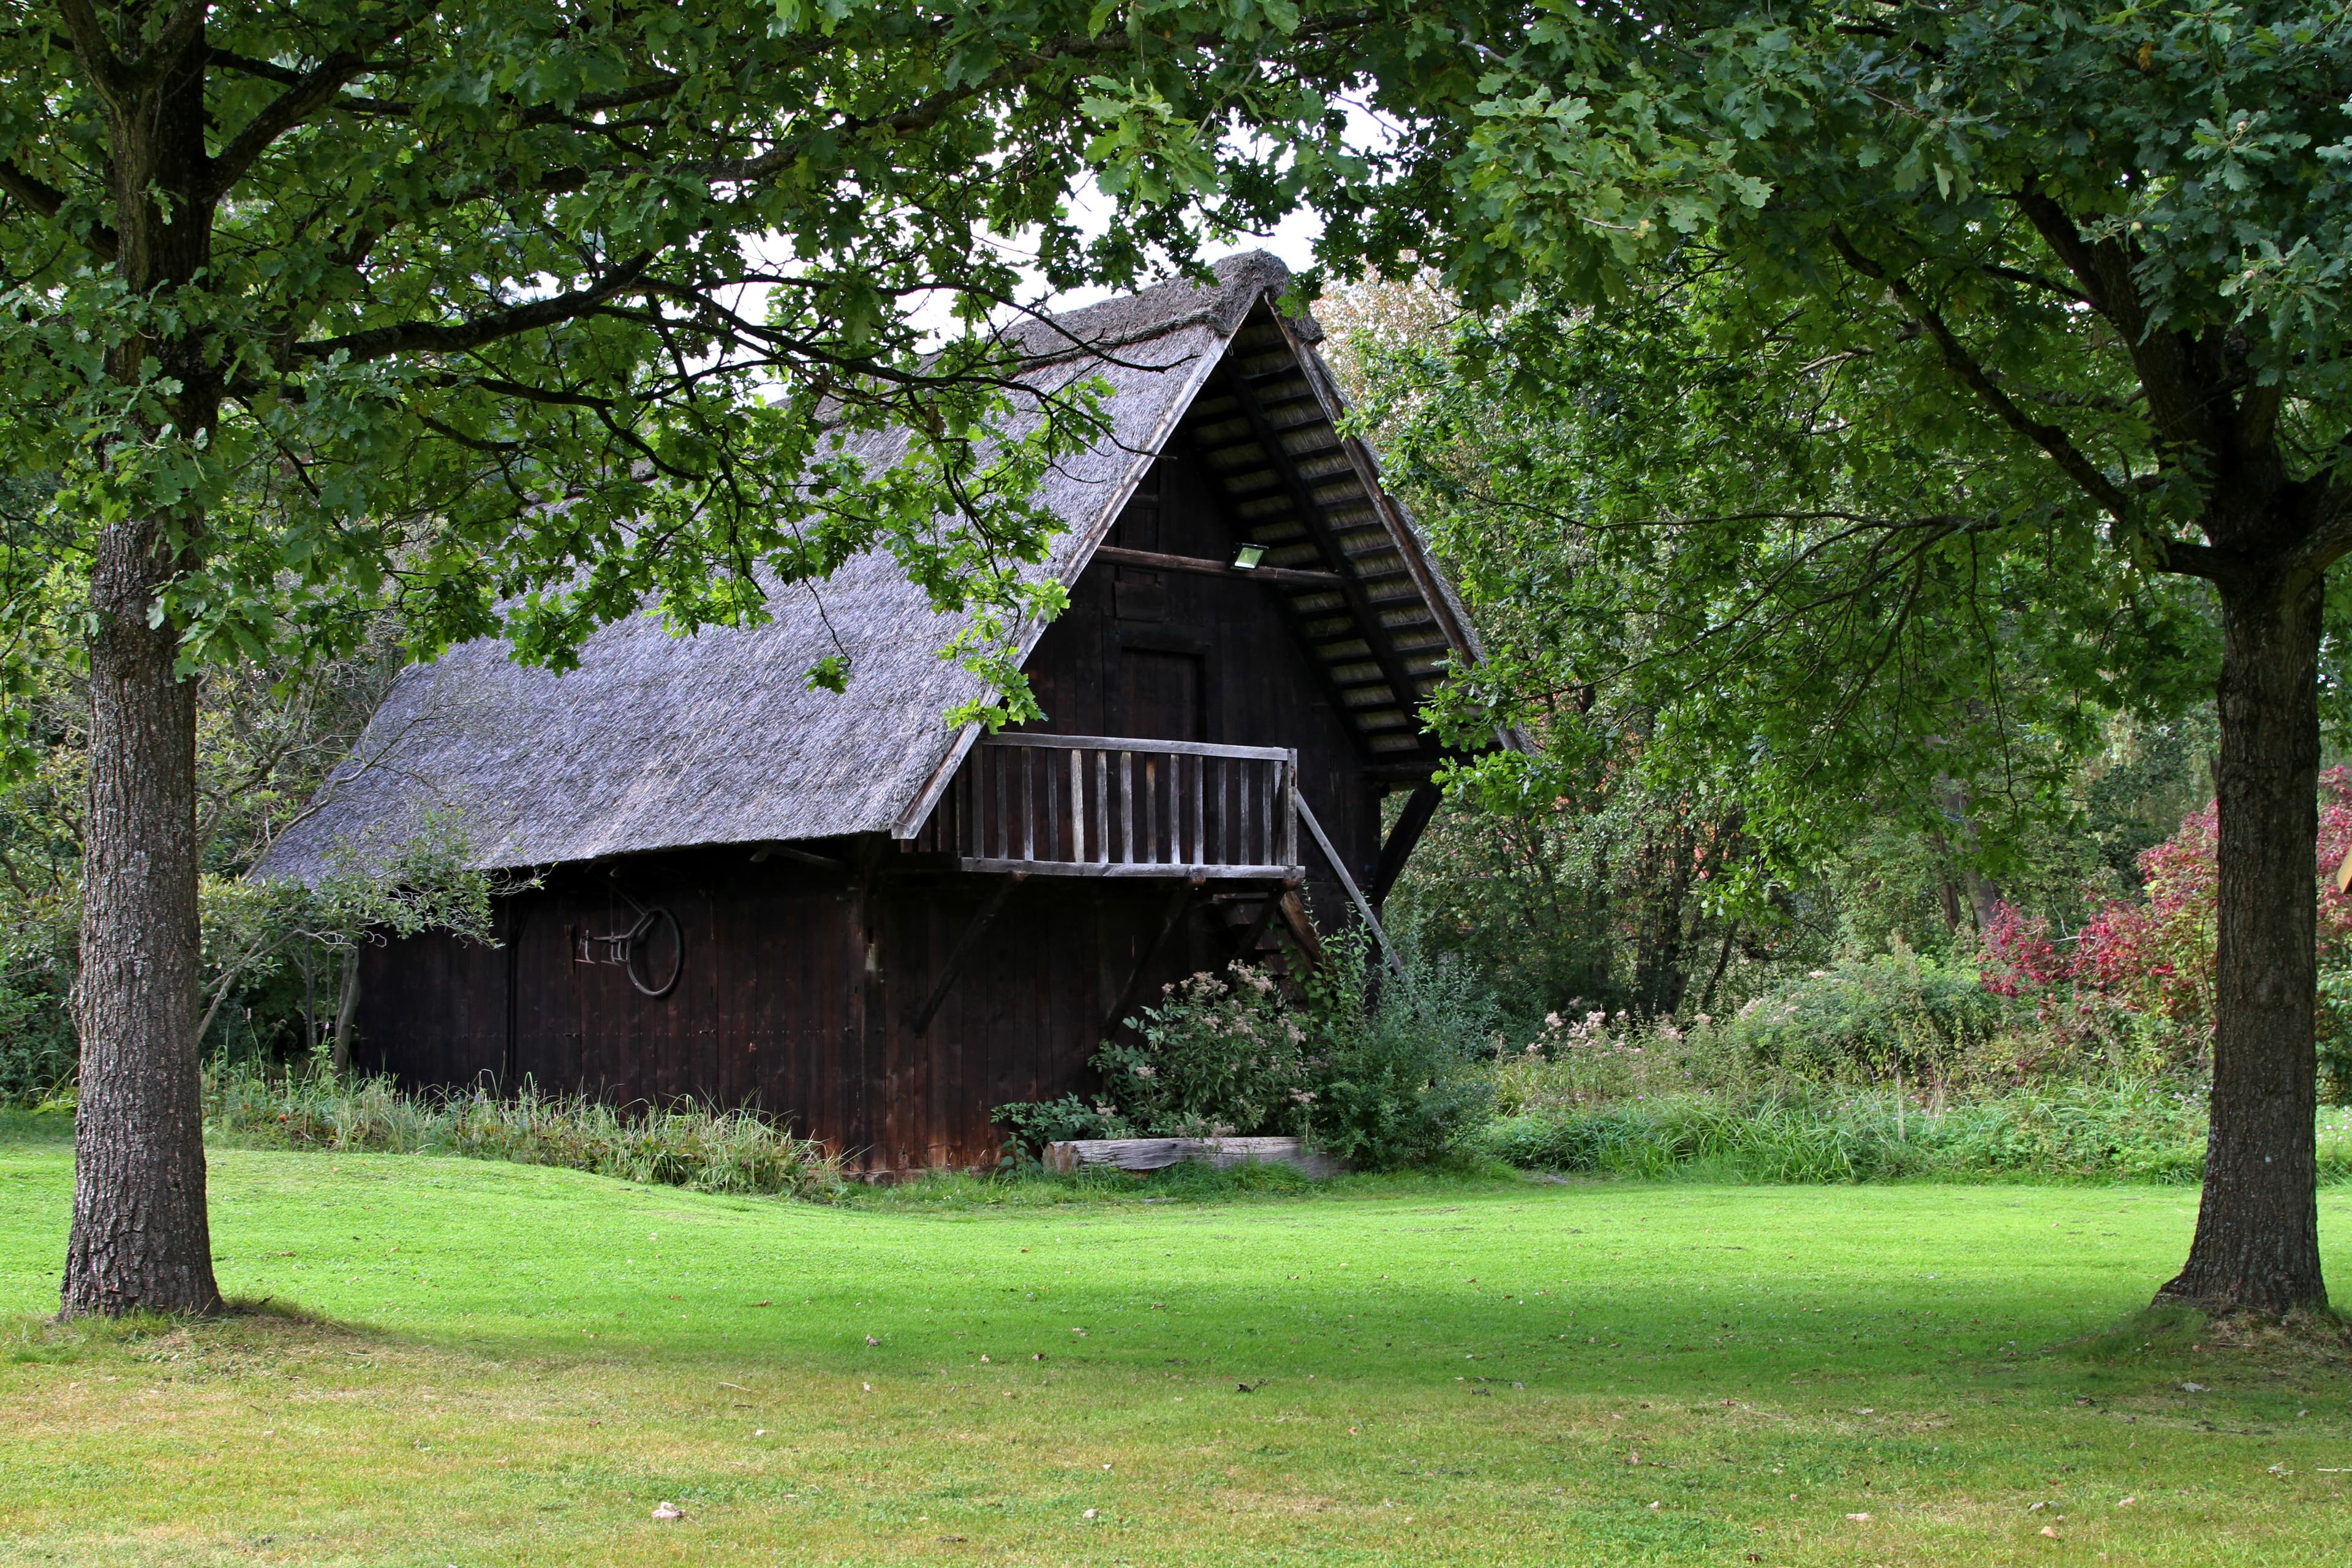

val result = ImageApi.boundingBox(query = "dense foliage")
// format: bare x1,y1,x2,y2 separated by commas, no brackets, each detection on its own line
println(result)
993,941,1495,1169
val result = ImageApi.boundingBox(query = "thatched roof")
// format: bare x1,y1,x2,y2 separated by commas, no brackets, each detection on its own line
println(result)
258,253,1474,882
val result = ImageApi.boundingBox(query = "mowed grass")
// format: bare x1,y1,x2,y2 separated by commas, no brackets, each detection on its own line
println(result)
4,1124,2352,1566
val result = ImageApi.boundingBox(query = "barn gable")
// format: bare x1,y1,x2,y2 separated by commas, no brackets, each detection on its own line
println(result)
257,253,1473,884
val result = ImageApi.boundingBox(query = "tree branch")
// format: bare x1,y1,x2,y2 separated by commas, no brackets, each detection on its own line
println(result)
208,51,370,197
0,155,116,259
1829,225,2137,527
2010,183,2221,458
50,0,135,106
292,253,655,365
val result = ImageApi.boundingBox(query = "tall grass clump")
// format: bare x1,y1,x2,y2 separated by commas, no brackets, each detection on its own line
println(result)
1471,1079,2347,1185
205,1064,845,1200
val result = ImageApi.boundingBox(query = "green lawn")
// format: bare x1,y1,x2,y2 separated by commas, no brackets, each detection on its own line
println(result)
4,1120,2350,1566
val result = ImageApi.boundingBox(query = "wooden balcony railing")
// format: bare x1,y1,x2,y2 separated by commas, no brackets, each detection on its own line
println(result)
914,733,1303,878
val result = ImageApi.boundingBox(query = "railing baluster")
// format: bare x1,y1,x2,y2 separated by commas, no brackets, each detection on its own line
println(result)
1282,753,1298,869
1189,755,1204,868
1045,747,1058,860
989,744,1003,859
1260,759,1273,867
1069,748,1084,862
1119,750,1134,863
1239,763,1253,867
1095,749,1109,864
1022,747,1036,861
1145,758,1159,864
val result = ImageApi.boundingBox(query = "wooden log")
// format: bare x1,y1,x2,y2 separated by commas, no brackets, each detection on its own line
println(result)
1042,1136,1344,1179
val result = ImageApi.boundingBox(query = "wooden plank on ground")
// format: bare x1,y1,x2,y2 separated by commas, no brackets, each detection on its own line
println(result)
1042,1136,1345,1179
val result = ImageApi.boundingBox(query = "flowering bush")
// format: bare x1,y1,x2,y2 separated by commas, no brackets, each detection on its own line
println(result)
992,942,1498,1168
1721,951,2013,1091
1096,964,1315,1139
993,962,1314,1148
1498,1008,1708,1107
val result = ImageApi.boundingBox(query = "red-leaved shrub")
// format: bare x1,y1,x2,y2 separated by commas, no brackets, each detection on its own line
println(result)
1986,767,2352,1049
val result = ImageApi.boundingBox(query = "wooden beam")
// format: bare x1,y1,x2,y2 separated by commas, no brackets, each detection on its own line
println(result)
1370,782,1443,910
1295,791,1401,972
1044,1135,1343,1178
957,857,1300,879
1101,879,1199,1041
750,842,846,870
1091,543,1343,588
979,731,1294,762
1235,878,1286,960
909,873,1027,1034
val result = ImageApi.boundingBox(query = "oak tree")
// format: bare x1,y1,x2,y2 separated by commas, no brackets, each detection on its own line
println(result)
0,0,1329,1315
1322,0,2352,1312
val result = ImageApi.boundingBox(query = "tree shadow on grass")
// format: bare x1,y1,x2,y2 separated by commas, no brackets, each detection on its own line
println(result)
4,1296,418,1373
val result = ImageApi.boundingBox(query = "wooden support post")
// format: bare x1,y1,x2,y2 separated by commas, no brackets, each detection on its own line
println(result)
910,873,1027,1035
1369,781,1443,910
1275,889,1327,970
1295,792,1401,971
1101,879,1200,1041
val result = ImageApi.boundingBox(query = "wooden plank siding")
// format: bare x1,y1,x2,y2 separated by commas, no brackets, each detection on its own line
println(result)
352,846,1233,1172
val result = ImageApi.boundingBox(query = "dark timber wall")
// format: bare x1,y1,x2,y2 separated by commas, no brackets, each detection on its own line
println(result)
353,843,1238,1170
1021,452,1384,910
351,452,1395,1173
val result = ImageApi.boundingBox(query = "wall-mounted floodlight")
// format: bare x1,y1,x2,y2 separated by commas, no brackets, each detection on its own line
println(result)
1231,544,1267,571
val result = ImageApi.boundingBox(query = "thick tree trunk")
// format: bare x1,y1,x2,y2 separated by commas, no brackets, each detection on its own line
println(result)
2158,568,2328,1316
61,518,219,1318
59,41,222,1319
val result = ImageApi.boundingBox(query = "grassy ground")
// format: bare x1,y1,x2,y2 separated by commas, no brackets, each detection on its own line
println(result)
5,1122,2351,1566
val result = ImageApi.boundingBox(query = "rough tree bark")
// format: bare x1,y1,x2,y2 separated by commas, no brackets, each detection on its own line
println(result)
58,20,224,1319
2158,567,2328,1315
64,521,217,1317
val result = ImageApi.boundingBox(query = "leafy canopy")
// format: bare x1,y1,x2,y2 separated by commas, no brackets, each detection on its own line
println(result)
0,0,1354,752
1310,0,2352,874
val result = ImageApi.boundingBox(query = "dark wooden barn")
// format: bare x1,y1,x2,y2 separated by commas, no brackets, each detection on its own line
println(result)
258,254,1485,1174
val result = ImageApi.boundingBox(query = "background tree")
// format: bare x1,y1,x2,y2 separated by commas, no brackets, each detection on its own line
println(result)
1316,0,2352,1316
0,0,1337,1317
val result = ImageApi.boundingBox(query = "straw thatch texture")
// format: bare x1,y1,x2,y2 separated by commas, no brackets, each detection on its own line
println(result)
258,257,1293,881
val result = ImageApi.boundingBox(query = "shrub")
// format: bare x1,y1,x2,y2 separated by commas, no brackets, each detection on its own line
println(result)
1303,937,1498,1169
1985,766,2352,1092
1719,950,2015,1091
1500,1009,1733,1107
1096,964,1315,1139
993,962,1315,1150
991,941,1500,1169
205,1065,846,1200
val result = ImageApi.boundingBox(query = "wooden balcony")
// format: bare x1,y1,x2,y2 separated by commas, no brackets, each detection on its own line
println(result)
914,733,1303,878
